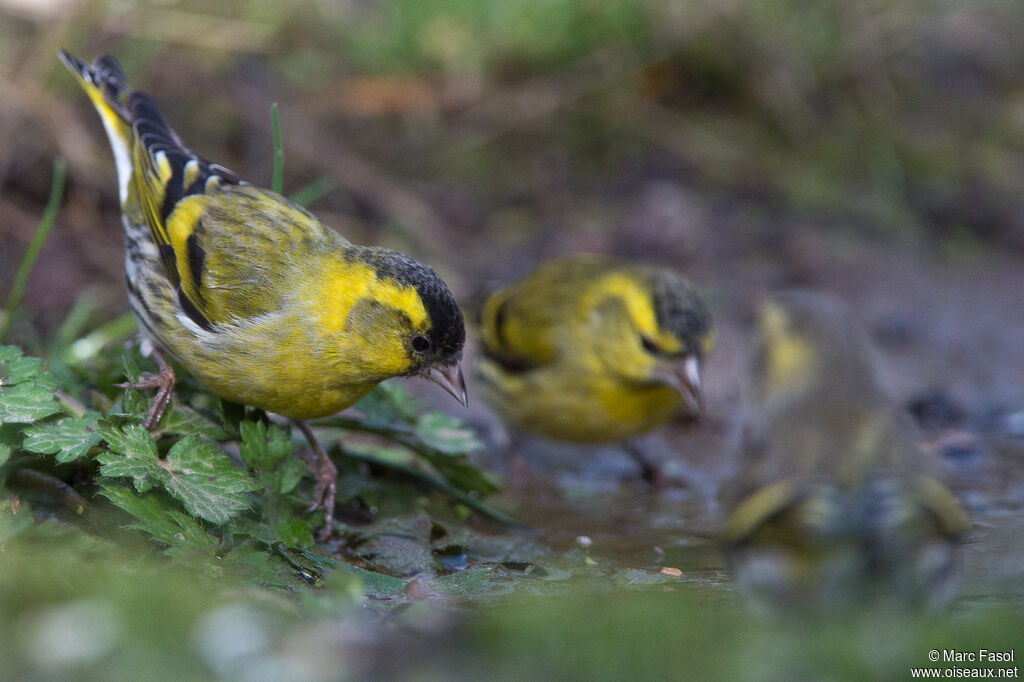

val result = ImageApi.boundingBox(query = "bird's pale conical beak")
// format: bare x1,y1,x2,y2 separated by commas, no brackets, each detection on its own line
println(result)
657,354,703,415
425,359,468,407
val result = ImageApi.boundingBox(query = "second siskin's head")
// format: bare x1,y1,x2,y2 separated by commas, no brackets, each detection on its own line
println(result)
593,264,714,412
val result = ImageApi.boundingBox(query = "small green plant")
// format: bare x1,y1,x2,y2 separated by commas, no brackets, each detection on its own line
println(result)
1,340,505,579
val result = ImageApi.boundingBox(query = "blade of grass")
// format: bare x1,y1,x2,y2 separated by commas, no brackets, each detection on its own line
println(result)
270,102,283,195
0,158,66,344
63,312,138,365
289,176,336,208
48,294,98,359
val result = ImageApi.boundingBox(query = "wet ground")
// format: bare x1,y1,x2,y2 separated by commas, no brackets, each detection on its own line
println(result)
436,230,1024,609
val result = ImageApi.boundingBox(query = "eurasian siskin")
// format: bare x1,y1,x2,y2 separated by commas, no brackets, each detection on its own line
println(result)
60,51,466,535
476,254,713,477
721,291,969,611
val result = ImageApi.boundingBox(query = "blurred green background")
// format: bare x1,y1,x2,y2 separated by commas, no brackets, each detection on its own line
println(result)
5,0,1024,330
3,0,1024,679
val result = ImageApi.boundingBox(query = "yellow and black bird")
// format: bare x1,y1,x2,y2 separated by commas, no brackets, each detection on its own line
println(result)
476,254,713,478
60,51,466,536
721,291,969,611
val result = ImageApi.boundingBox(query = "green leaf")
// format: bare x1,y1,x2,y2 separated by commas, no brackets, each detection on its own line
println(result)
229,515,316,550
0,349,59,424
278,457,307,496
336,562,407,597
98,482,218,551
222,544,297,585
431,565,500,596
239,420,291,469
98,483,182,537
0,382,60,424
235,420,310,542
0,346,45,386
96,419,160,492
347,442,415,466
239,420,304,495
160,403,228,439
111,353,149,419
354,381,421,427
225,517,276,546
415,411,483,455
160,435,258,525
289,546,407,597
277,518,315,548
214,398,247,438
412,446,501,498
122,352,142,383
342,447,512,523
22,413,102,463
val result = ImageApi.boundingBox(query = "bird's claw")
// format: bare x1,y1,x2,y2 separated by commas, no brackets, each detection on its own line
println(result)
115,350,176,429
294,421,338,542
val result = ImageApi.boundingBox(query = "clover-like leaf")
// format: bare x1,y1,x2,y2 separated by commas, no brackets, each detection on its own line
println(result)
96,419,160,492
0,346,46,386
239,420,292,469
159,435,258,525
0,349,59,425
160,404,228,440
22,413,102,463
239,420,305,496
0,383,59,424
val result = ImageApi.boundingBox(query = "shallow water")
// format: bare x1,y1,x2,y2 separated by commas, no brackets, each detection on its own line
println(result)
449,237,1024,614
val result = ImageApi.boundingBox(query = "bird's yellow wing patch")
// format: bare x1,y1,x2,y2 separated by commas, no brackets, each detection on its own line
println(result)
165,193,211,313
479,287,559,369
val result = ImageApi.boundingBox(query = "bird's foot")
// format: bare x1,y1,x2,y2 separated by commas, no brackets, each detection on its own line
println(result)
294,420,338,542
115,348,176,429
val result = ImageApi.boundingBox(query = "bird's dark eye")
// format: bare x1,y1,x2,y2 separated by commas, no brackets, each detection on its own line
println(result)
412,335,431,352
641,336,660,354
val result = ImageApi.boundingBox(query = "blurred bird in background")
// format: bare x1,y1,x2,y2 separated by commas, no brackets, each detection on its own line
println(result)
721,291,969,612
476,254,713,484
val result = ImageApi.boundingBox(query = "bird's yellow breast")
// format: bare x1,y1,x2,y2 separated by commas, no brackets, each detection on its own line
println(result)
479,356,683,443
158,253,432,420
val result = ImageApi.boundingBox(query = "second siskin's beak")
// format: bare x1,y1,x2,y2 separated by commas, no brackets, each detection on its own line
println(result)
425,358,468,407
656,353,704,415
